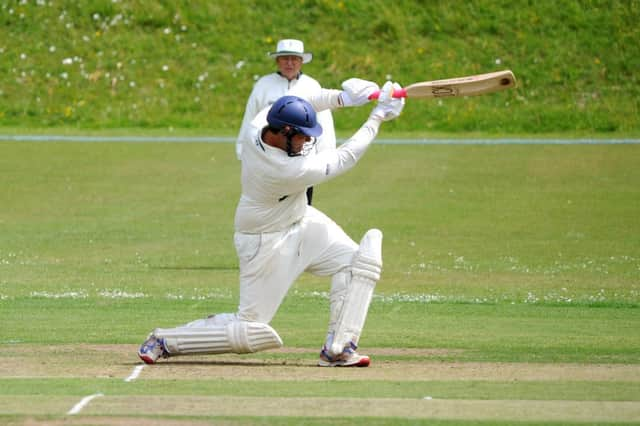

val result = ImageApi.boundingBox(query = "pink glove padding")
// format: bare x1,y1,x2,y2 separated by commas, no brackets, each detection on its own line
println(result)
369,81,405,121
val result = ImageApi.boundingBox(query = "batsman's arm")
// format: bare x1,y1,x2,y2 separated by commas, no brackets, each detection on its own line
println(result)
289,86,403,191
290,78,379,112
285,118,381,193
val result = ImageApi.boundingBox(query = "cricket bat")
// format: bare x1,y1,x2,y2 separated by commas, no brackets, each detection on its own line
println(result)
368,70,516,100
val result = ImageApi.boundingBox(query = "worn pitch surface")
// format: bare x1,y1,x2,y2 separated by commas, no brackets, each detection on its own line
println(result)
2,344,640,423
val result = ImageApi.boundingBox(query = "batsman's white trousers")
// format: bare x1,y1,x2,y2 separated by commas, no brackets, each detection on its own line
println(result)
234,206,358,323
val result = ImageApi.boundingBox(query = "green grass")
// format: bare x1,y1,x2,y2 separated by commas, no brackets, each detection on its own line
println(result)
0,0,638,134
2,142,638,300
2,2,640,423
1,140,639,424
1,142,639,351
2,378,639,401
2,299,638,363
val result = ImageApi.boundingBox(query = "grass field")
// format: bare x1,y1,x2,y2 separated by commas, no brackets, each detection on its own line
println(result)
2,1,638,423
1,138,639,424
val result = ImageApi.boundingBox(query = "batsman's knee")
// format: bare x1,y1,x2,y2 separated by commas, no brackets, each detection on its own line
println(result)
351,229,383,281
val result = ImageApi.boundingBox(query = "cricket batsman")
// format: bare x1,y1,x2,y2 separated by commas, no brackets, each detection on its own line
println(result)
138,78,404,367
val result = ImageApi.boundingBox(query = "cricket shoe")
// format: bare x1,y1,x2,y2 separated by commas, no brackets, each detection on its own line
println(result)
138,335,169,364
318,343,370,367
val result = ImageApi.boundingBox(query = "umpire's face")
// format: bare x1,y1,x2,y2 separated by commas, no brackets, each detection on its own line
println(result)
277,55,303,81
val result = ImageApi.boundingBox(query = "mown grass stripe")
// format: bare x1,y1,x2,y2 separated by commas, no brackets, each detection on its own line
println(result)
82,396,640,422
2,378,639,401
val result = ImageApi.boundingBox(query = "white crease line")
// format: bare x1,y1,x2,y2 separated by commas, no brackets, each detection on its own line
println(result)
125,364,145,382
67,393,103,415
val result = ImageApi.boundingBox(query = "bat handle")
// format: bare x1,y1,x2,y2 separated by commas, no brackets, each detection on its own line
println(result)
368,88,407,100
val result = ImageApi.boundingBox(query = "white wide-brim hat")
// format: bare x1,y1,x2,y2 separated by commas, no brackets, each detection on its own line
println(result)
268,39,312,64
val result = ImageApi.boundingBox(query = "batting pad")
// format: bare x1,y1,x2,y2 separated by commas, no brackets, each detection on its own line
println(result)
330,229,382,356
154,321,283,355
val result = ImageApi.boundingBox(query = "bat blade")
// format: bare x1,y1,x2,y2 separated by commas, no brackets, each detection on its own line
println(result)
404,70,516,98
369,70,516,100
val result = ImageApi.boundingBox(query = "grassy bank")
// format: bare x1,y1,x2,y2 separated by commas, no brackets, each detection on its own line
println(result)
1,0,638,134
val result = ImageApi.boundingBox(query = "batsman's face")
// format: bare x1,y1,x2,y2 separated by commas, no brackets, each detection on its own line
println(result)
276,55,303,80
288,132,311,155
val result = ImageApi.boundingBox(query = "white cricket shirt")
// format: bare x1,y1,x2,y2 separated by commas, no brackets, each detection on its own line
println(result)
234,90,381,233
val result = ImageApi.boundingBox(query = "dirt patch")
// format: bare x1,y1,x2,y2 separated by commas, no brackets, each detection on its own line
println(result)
1,344,639,382
273,346,460,357
3,345,640,424
144,358,640,382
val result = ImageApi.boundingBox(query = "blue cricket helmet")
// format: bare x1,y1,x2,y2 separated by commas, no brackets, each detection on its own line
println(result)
266,96,323,137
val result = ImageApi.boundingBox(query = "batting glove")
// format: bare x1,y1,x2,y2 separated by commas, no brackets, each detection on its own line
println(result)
339,78,379,107
369,81,405,121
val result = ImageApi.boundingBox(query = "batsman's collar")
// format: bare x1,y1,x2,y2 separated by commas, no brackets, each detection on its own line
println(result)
269,39,312,64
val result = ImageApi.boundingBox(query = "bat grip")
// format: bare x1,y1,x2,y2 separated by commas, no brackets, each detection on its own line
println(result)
368,88,407,100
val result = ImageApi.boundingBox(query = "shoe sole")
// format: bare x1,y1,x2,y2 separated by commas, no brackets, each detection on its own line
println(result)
138,354,157,365
318,357,370,367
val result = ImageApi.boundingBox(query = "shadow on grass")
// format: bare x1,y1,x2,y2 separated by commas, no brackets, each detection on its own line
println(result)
137,359,311,367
